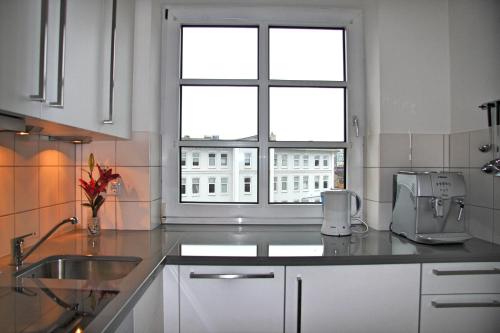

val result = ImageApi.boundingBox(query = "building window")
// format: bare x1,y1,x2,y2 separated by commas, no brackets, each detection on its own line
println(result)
323,155,329,168
294,176,300,191
181,178,186,195
314,156,320,167
181,152,187,167
273,176,278,192
244,152,251,167
208,153,216,167
208,177,216,194
221,153,228,167
302,176,309,191
221,177,228,193
244,177,251,193
303,155,309,168
323,175,329,189
281,154,288,168
281,176,288,192
293,155,300,168
314,176,320,190
192,177,200,195
192,152,200,167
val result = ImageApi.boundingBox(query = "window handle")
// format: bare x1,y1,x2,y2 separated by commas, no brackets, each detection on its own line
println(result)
352,116,359,137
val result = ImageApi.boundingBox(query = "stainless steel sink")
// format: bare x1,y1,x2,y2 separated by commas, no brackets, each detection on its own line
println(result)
15,255,142,280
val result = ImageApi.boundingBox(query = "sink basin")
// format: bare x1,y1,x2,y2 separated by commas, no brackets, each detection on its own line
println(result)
16,255,142,281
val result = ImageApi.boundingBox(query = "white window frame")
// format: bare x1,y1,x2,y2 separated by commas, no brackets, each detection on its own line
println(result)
302,175,309,192
293,176,300,191
220,177,229,194
281,176,288,193
161,6,365,224
192,177,200,196
208,152,216,168
293,155,300,168
244,152,252,168
220,152,228,168
192,152,200,168
244,177,252,194
208,177,216,195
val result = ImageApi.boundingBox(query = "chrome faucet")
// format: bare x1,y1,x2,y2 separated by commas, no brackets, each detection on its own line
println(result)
12,217,78,268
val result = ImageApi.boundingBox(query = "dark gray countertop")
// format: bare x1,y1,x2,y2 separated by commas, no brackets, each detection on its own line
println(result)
0,224,500,333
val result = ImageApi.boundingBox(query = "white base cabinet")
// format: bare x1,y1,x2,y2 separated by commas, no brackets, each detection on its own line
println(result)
285,264,421,333
178,265,285,333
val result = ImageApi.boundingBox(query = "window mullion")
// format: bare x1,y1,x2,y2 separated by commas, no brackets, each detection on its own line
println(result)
258,23,270,208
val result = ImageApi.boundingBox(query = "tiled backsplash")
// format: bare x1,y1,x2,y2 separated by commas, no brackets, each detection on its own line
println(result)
364,129,499,245
0,133,76,258
75,131,162,231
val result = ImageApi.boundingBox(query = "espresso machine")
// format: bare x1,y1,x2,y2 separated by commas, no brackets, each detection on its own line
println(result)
391,171,471,244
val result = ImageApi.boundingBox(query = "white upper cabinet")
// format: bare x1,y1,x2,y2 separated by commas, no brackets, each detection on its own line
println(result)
0,0,44,118
41,0,133,139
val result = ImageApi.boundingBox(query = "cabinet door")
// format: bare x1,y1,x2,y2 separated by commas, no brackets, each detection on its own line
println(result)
285,264,420,333
179,265,284,333
420,294,500,333
0,0,43,118
133,269,164,333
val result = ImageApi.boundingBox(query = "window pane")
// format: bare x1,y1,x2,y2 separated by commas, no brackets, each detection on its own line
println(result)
269,28,344,81
182,27,258,79
180,147,258,203
181,86,258,140
269,87,345,141
269,148,345,203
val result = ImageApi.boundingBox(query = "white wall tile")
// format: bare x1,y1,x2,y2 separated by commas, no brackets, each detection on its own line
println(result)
449,132,469,167
380,134,411,167
38,139,59,166
39,167,59,207
150,166,161,201
81,200,115,230
0,167,14,216
466,205,493,242
365,167,398,203
0,132,14,166
149,133,162,166
59,202,76,233
14,135,39,166
364,134,380,167
59,166,75,203
0,215,14,257
365,199,392,231
39,205,60,236
82,141,116,167
469,128,493,168
150,199,162,229
116,132,150,166
117,167,151,202
469,168,494,208
15,210,40,247
58,142,76,166
117,201,151,230
14,167,39,213
411,134,444,168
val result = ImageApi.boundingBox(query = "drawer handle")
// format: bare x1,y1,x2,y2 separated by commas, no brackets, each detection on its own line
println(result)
48,0,67,108
189,273,274,279
103,0,117,124
432,300,500,308
30,0,48,102
432,268,500,276
297,276,302,333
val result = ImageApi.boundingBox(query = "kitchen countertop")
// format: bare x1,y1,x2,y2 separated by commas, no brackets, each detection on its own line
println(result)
1,224,500,332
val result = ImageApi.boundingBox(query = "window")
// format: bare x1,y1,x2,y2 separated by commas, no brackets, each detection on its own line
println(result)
164,7,362,221
192,152,200,167
192,177,200,195
181,152,187,167
323,175,329,189
244,177,251,193
314,176,320,190
181,178,186,195
244,152,251,167
303,176,309,191
221,153,228,167
208,177,216,194
221,177,228,193
281,154,288,168
281,176,288,192
323,155,329,168
209,153,216,167
314,156,320,167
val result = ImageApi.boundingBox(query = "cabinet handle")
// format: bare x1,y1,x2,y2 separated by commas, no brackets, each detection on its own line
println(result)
103,0,117,124
30,0,49,102
297,276,302,333
431,300,500,308
432,268,500,276
189,272,274,279
48,0,67,108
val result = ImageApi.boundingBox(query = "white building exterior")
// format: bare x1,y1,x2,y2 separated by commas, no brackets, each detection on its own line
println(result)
181,148,344,203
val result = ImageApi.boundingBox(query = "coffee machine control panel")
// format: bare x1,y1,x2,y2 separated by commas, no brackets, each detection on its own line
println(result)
430,173,465,198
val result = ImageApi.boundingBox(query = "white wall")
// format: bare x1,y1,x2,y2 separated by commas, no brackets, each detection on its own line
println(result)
449,0,500,133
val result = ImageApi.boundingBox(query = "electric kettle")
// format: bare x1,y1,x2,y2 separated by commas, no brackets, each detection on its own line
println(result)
320,190,361,236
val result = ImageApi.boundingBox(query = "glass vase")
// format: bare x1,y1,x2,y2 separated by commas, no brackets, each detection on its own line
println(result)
87,215,100,236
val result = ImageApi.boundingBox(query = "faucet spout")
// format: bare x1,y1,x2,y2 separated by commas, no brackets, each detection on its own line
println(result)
12,216,78,268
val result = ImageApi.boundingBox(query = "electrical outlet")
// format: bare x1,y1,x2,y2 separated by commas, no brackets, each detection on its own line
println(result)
108,177,122,196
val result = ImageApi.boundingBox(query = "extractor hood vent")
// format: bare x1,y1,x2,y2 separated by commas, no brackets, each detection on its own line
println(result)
0,114,26,132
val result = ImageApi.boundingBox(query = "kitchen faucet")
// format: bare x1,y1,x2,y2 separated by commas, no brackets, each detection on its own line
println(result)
12,217,79,268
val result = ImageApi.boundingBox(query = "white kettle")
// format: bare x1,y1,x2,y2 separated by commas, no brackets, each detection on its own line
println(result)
320,190,361,236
